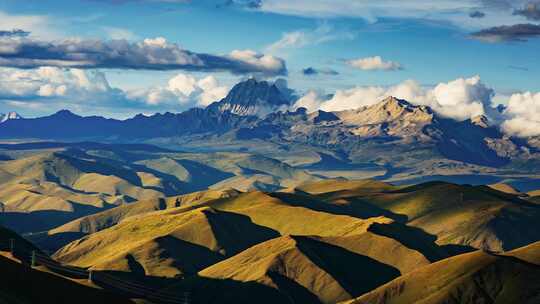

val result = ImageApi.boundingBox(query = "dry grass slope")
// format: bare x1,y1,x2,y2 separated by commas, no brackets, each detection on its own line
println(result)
54,206,279,277
306,181,540,252
33,178,540,304
345,242,540,304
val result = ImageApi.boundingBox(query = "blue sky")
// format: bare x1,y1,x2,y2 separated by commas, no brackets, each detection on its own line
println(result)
0,0,539,118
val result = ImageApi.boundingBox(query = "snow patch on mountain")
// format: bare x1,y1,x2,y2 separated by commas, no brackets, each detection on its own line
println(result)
0,112,22,123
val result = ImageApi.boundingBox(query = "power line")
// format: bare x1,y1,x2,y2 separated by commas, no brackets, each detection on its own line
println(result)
1,238,190,304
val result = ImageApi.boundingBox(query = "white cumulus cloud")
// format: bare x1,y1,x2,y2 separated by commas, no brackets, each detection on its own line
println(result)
501,92,540,137
228,49,287,76
293,76,494,121
0,67,231,116
293,90,326,113
0,67,114,100
347,56,402,71
429,76,493,120
129,73,229,108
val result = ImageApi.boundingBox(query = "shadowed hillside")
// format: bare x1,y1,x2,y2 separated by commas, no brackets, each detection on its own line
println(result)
193,235,401,304
52,185,460,303
1,166,539,304
54,206,280,277
345,242,540,304
0,254,135,304
0,225,134,304
30,188,241,253
302,180,540,252
0,142,319,234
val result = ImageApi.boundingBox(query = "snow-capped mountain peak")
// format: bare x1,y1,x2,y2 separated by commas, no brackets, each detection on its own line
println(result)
208,78,292,117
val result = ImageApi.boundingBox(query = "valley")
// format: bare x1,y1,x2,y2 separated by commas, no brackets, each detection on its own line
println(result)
0,141,538,303
0,80,539,303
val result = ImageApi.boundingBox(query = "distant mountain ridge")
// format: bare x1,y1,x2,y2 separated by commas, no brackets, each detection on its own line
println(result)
0,79,537,170
0,111,22,123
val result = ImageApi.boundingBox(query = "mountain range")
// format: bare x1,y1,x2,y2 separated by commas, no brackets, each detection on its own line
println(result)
1,79,539,189
0,136,539,303
0,112,22,123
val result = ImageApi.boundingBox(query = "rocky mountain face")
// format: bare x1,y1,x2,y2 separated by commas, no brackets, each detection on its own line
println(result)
336,97,436,140
233,96,527,167
207,78,291,116
0,80,536,170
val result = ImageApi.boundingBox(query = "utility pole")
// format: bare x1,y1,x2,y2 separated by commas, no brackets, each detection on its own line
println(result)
31,251,37,267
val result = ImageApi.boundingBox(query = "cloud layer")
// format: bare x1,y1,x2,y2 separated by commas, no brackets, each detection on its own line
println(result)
0,67,230,117
0,11,58,39
128,73,229,108
252,0,532,29
471,23,540,42
0,36,287,76
293,75,540,137
265,24,355,54
293,76,494,121
0,67,119,101
249,0,540,45
0,29,30,37
514,2,540,20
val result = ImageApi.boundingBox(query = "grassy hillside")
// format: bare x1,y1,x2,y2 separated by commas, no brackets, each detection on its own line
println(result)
293,179,395,195
0,224,133,304
175,152,321,191
0,151,162,233
52,188,240,235
31,188,240,253
0,225,41,259
305,181,540,252
189,232,447,304
505,241,540,265
52,188,454,303
345,242,540,304
1,157,537,304
54,206,280,277
488,183,521,194
0,143,320,234
194,235,401,304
